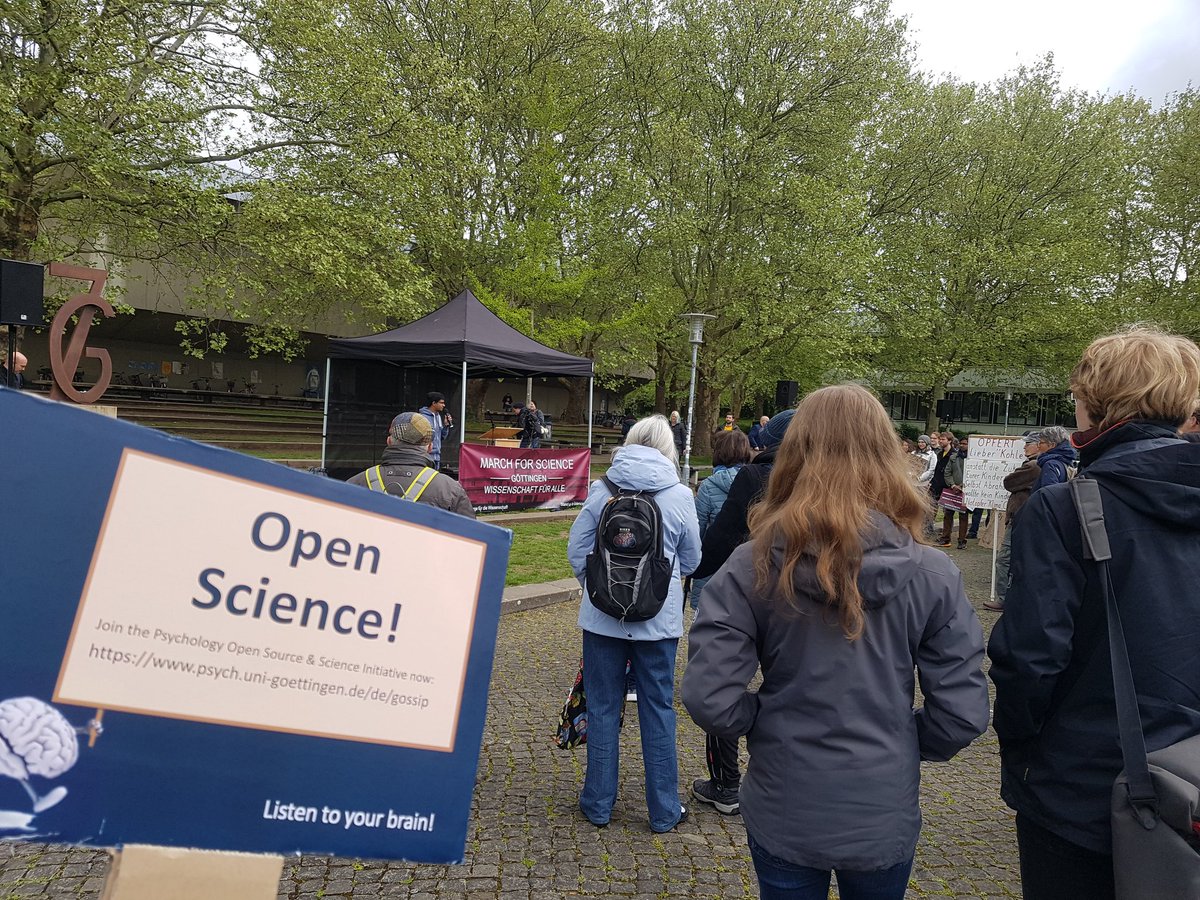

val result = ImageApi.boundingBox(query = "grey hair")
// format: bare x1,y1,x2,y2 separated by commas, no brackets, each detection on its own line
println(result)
624,414,678,464
1039,425,1071,446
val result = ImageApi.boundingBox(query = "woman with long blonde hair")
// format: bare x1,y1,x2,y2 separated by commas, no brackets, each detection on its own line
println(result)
683,384,989,900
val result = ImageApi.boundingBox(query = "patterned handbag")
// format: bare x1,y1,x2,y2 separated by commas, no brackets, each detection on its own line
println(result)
553,659,628,750
554,659,588,749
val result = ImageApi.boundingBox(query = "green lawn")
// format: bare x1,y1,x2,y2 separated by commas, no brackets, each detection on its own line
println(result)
505,520,576,586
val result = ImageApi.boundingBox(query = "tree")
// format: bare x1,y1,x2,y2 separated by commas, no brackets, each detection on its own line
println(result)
861,63,1135,433
599,0,906,448
1,0,438,352
1109,89,1200,339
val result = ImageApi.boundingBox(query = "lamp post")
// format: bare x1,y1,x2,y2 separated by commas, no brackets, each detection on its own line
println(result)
680,312,715,484
1003,390,1013,435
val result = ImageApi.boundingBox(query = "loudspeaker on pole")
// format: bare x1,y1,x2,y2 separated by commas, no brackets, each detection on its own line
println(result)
0,259,46,326
775,380,799,409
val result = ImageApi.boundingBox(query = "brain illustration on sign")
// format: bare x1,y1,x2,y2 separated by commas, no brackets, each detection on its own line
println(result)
0,697,85,824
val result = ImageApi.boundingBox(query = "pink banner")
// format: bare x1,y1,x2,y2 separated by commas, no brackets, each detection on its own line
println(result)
459,444,592,512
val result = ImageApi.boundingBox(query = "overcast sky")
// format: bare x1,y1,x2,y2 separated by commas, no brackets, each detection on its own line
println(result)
889,0,1200,103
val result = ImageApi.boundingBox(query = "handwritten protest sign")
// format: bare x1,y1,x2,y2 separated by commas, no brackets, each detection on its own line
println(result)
963,435,1027,510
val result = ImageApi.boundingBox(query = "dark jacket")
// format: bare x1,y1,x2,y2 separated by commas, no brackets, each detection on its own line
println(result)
518,406,545,439
692,446,777,579
1181,431,1200,443
347,444,475,518
671,420,686,455
747,423,765,449
684,515,988,869
1032,440,1075,493
1002,459,1040,520
988,421,1200,853
930,447,954,494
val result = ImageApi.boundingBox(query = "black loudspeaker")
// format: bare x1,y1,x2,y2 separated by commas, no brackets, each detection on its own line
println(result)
0,259,46,326
935,397,963,420
775,380,799,409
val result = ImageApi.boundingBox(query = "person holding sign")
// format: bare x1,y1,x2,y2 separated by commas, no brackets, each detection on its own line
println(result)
984,434,1042,613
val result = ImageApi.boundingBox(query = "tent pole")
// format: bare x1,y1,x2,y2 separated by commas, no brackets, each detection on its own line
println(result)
587,376,594,453
460,360,468,457
320,357,331,470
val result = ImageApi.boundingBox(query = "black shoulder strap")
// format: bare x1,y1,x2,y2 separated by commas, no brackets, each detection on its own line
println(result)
1069,477,1158,826
600,474,662,498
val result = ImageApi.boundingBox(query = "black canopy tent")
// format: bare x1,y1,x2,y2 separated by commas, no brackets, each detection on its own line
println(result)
322,289,594,477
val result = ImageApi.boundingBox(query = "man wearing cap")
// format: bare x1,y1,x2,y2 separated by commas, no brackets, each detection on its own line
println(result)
347,412,475,518
685,406,795,817
1030,425,1075,494
985,433,1042,612
418,392,453,468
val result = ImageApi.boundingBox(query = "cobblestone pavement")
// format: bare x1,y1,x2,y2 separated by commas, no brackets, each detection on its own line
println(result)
1,537,1018,898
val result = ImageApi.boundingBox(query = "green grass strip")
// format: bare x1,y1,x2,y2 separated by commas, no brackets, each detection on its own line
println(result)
505,520,576,587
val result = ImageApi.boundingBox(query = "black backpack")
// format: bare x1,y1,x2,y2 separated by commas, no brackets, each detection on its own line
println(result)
584,476,674,622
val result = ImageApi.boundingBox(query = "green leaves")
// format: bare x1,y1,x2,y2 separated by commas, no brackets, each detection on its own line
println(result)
2,0,1195,383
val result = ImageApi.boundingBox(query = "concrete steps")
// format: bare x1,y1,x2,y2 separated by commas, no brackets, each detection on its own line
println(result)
113,398,323,468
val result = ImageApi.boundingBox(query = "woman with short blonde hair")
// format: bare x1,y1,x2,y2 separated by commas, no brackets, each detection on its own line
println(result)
684,384,989,900
1070,326,1200,430
990,325,1200,899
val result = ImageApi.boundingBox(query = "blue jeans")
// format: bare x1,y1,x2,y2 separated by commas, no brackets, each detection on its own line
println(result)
995,523,1013,602
580,631,681,831
748,832,913,900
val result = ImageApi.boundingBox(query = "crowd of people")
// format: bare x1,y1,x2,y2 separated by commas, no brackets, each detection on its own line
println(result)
567,326,1200,900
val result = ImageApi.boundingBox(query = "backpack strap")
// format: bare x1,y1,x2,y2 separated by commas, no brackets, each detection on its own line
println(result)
600,474,662,498
401,467,438,502
365,466,386,492
1070,477,1159,827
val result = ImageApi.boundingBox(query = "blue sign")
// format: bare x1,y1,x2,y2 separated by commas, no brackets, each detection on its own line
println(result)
0,388,511,861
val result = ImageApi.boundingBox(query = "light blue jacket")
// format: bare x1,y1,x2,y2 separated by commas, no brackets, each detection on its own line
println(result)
569,444,701,640
691,464,741,606
695,465,740,537
418,406,452,465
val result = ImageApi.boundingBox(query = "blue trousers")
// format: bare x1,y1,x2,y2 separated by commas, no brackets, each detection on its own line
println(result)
748,832,913,900
579,631,681,831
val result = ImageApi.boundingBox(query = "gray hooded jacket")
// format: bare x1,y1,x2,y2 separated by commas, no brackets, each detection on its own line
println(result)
682,515,988,870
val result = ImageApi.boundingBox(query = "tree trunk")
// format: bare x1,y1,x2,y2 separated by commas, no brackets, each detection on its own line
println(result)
0,175,39,260
667,368,684,416
729,386,745,426
654,342,669,413
927,384,945,436
465,379,488,422
556,375,589,423
691,376,719,457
